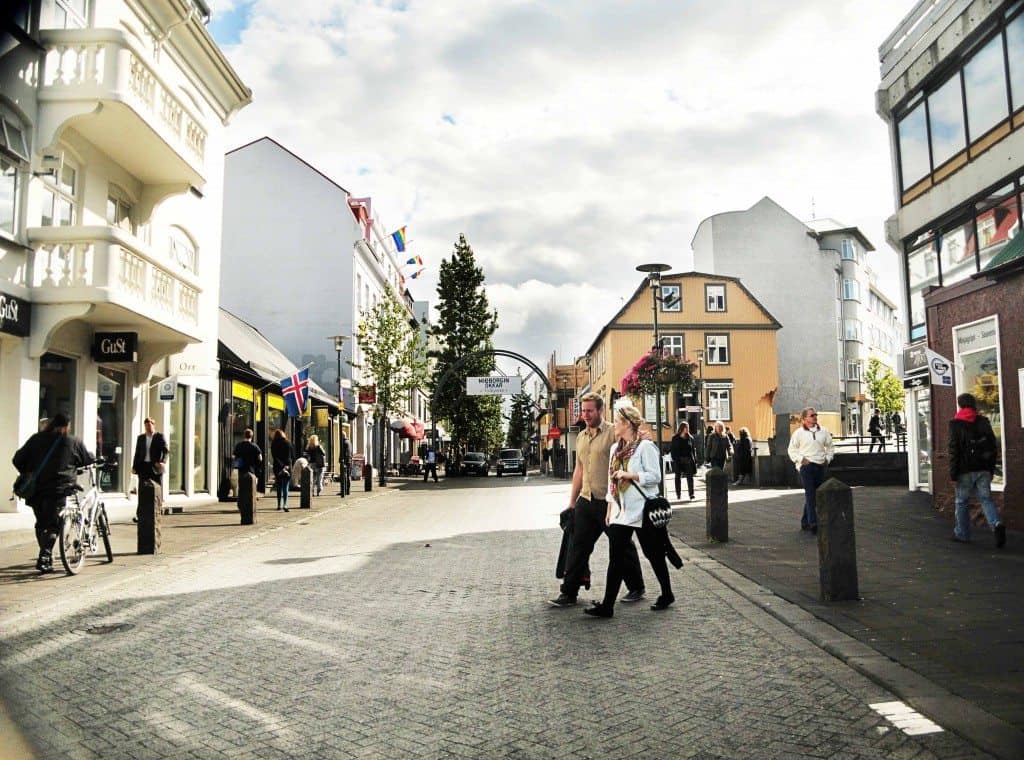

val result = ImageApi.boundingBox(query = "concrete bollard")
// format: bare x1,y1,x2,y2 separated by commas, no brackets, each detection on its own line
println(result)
363,464,372,492
300,467,311,509
816,478,859,602
705,466,729,542
239,473,257,525
137,480,162,554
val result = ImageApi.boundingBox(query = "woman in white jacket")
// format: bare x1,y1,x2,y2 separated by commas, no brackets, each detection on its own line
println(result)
585,404,675,617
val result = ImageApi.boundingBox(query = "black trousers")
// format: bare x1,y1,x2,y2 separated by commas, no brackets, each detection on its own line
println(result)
673,465,695,499
560,497,643,597
602,523,673,610
31,494,64,553
423,463,438,482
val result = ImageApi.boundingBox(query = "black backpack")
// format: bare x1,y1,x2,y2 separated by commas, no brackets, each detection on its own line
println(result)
964,421,997,471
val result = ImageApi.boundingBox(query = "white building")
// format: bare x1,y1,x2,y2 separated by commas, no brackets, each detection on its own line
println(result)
221,137,428,472
0,0,250,514
692,197,902,439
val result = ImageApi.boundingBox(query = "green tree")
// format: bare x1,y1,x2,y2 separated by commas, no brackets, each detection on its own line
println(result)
506,388,533,449
351,293,429,483
865,358,905,414
430,234,504,457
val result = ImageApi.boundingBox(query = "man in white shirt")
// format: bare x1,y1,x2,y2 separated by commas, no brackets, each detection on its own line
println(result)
787,407,834,534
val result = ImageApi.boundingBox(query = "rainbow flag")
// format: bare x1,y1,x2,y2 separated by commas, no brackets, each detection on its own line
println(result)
405,255,423,267
391,226,407,252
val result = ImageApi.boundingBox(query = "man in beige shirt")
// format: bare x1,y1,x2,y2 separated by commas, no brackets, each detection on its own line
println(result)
550,393,645,607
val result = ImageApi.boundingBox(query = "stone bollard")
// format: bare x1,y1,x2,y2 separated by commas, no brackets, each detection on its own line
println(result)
238,472,257,525
300,467,311,509
705,466,729,542
137,479,162,554
363,464,372,492
816,478,859,602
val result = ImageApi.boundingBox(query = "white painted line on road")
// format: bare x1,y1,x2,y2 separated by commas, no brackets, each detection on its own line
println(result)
250,621,350,658
869,701,943,735
176,673,299,742
279,607,360,634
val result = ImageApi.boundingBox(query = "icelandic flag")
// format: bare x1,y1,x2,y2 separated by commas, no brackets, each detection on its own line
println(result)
280,367,311,418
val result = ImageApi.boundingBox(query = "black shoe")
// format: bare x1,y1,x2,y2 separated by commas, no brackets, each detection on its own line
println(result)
548,593,578,608
995,524,1006,549
950,534,971,544
651,594,675,611
36,552,53,574
810,525,817,535
800,523,810,531
621,589,646,603
132,516,139,524
583,605,613,618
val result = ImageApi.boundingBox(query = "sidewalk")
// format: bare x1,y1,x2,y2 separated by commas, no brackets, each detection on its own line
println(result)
668,483,1024,757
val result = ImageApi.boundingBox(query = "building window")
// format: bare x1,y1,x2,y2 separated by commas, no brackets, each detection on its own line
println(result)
96,367,126,492
40,163,76,227
953,316,1003,488
976,186,1021,270
906,237,939,340
44,0,88,29
707,389,731,422
705,284,726,311
659,334,684,357
1009,12,1024,112
843,319,862,341
169,227,197,274
660,284,681,312
846,361,862,381
963,33,1009,141
194,389,209,493
840,239,857,261
929,74,967,166
939,219,977,287
167,385,187,494
1,115,30,235
842,279,860,300
106,185,135,234
643,392,668,424
706,334,729,365
898,100,930,189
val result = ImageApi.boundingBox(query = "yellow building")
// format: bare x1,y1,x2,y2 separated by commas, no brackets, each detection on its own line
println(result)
585,273,781,441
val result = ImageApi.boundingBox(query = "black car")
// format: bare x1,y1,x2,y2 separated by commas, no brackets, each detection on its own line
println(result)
496,448,525,477
462,451,489,476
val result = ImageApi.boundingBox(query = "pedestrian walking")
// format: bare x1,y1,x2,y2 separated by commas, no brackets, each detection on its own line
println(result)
233,428,263,480
705,422,731,470
788,407,834,534
339,433,351,496
669,421,697,500
131,417,168,522
732,427,754,485
949,393,1005,548
868,409,886,452
304,434,326,496
542,446,551,476
270,429,294,512
423,446,439,483
549,392,645,608
584,404,677,618
12,413,94,573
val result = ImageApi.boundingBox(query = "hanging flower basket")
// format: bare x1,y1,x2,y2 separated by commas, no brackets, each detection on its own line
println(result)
621,350,698,397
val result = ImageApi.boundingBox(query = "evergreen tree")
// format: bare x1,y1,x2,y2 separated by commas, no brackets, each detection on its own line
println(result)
506,388,534,449
865,358,905,415
430,234,504,456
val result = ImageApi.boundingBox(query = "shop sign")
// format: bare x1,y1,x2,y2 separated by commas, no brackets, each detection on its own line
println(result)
954,317,997,354
358,385,377,404
467,376,522,395
157,376,177,402
547,427,562,440
0,290,30,337
92,332,137,362
98,377,118,403
903,375,927,390
902,341,928,377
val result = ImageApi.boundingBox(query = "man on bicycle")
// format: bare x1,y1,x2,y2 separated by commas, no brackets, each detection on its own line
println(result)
13,413,94,573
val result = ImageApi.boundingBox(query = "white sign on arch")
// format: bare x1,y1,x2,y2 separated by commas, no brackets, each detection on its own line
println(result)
466,376,522,396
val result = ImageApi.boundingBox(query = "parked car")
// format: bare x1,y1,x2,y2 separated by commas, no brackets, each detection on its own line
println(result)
462,451,489,476
496,448,525,477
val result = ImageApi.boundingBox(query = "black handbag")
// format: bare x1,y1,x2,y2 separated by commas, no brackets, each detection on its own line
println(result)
13,436,63,501
630,481,673,528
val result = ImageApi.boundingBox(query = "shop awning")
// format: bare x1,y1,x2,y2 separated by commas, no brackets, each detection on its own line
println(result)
982,229,1024,272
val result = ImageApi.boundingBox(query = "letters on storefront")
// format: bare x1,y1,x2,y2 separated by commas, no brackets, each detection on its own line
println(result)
92,332,138,362
0,291,30,337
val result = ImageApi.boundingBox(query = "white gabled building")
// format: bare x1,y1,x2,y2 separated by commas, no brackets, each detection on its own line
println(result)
0,0,250,514
221,137,429,473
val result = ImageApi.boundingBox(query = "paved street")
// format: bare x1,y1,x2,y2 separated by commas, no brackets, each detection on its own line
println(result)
0,477,988,758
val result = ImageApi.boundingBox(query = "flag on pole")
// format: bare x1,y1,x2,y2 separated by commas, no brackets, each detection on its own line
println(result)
404,255,423,267
409,267,426,279
391,226,408,252
280,367,311,417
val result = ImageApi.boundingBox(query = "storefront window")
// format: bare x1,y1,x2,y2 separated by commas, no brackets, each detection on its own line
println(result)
954,317,1003,487
39,353,75,431
906,238,939,340
96,367,126,492
963,33,1009,140
169,385,187,493
914,389,932,491
194,390,209,492
232,397,254,451
898,101,930,189
266,395,286,440
977,190,1022,270
939,219,977,287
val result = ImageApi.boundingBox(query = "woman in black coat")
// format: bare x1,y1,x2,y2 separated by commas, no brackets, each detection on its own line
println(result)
732,427,754,486
669,421,698,500
270,429,294,511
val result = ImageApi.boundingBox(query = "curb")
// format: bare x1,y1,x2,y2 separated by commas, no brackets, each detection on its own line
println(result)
681,546,1024,760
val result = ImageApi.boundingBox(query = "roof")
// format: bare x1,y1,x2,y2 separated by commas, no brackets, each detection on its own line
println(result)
218,308,337,408
804,218,876,252
225,136,351,197
583,271,782,357
982,229,1024,272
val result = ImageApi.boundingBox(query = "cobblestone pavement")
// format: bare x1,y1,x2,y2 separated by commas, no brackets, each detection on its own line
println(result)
0,476,988,758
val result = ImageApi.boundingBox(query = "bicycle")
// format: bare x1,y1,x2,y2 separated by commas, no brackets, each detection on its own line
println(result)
57,459,114,575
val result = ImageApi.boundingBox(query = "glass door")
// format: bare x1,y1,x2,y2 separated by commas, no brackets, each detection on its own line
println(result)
914,389,932,492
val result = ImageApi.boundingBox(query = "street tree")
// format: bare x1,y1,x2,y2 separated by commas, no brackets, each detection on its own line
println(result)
430,234,504,457
506,388,534,449
351,293,429,482
865,358,905,415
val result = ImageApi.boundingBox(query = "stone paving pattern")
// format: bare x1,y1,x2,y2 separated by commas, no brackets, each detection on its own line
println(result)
0,477,992,758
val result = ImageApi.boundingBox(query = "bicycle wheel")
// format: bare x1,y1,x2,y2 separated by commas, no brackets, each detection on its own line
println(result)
58,509,86,575
98,505,113,563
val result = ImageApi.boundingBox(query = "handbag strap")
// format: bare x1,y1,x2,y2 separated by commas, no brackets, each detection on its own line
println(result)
36,434,64,474
629,480,655,502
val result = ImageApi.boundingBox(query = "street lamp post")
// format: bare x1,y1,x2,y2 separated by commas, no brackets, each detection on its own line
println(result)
328,335,350,495
637,262,672,494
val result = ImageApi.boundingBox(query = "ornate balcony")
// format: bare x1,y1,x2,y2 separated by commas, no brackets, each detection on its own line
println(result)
27,226,203,353
37,29,207,187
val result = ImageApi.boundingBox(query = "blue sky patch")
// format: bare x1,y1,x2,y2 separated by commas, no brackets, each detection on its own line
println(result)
442,113,456,125
209,1,254,46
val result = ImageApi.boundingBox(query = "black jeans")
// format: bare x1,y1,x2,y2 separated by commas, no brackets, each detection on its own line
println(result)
560,497,643,598
423,463,438,482
31,494,64,554
602,523,672,610
672,463,695,499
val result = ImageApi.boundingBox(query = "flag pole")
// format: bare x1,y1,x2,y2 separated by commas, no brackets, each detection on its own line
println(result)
254,361,315,393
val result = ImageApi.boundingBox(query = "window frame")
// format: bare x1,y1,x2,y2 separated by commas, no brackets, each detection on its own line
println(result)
659,284,681,312
168,226,198,275
707,387,732,422
40,161,77,228
842,278,861,301
705,283,727,312
658,334,684,357
952,315,1005,490
705,333,730,365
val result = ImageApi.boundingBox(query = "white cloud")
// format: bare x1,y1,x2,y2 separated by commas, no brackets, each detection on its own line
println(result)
219,0,913,373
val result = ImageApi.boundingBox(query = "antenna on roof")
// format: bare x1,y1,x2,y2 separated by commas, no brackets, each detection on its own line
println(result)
810,196,816,220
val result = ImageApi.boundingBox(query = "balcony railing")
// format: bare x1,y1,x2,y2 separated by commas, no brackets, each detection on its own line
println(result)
38,28,207,178
28,226,201,332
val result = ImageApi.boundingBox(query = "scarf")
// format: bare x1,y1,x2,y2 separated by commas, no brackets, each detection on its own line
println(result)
954,408,977,424
610,437,640,507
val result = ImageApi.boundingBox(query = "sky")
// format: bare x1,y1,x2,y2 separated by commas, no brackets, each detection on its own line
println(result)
209,0,915,378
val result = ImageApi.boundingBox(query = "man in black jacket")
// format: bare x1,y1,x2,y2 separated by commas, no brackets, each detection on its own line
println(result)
132,417,169,522
949,393,1005,548
13,414,94,573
